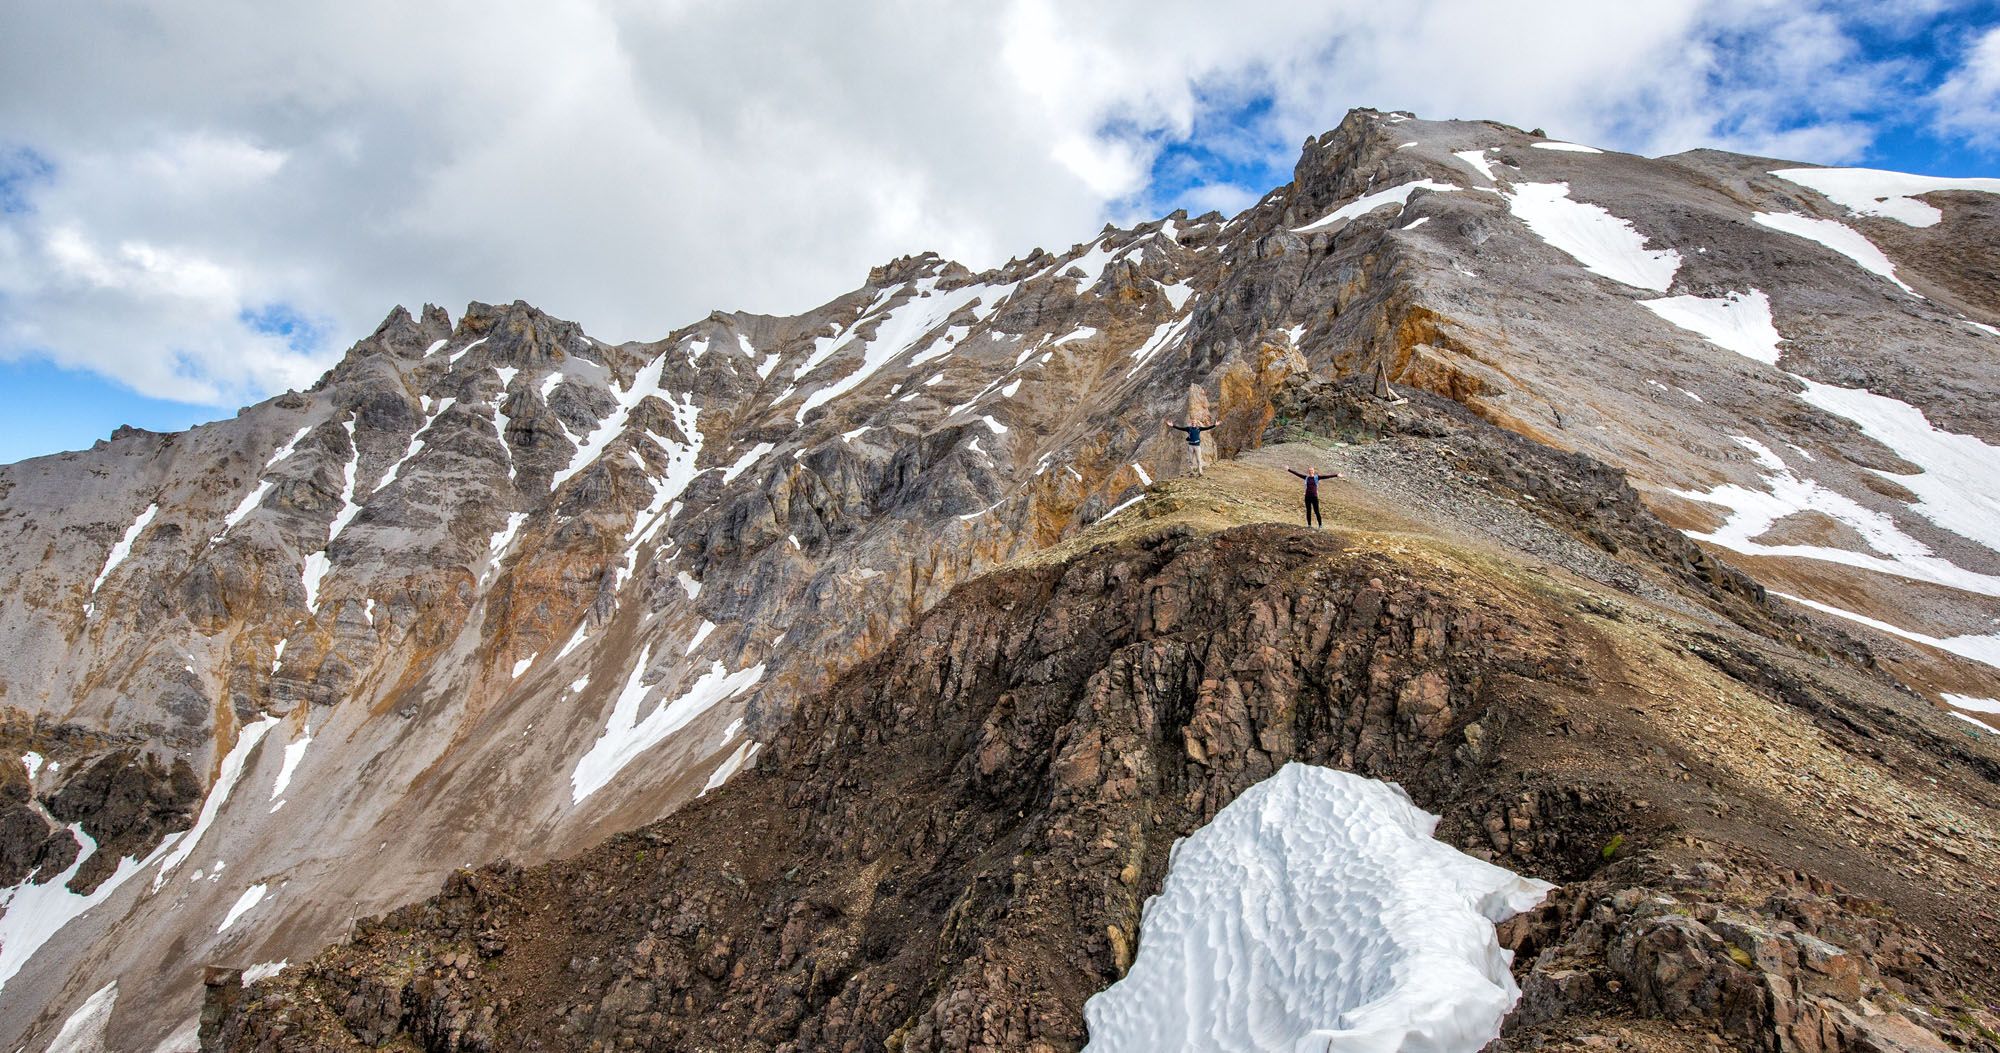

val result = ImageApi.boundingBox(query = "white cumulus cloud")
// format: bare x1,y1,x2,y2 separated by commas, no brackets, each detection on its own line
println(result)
0,0,1981,410
1934,24,2000,145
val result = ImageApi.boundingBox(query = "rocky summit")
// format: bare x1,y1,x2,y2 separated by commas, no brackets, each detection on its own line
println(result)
1,108,1997,1053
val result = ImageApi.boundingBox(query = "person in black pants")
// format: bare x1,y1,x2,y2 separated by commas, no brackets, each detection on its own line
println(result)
1284,465,1334,526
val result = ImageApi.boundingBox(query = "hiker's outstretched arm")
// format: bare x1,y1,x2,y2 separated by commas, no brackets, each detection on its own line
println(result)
1287,469,1308,480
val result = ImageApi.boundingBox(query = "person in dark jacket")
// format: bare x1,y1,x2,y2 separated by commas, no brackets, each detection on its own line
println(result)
1284,464,1335,526
1165,418,1217,476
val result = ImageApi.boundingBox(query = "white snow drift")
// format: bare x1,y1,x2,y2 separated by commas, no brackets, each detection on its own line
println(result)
1082,763,1552,1053
1672,438,2000,600
1293,180,1460,233
1751,213,1914,294
570,646,767,804
1793,379,2000,556
1770,167,2000,228
1506,182,1680,292
1639,289,1783,365
91,502,158,595
0,826,162,993
45,980,117,1053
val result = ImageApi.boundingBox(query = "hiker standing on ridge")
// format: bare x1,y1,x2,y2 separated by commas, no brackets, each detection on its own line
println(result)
1165,417,1217,476
1284,464,1335,527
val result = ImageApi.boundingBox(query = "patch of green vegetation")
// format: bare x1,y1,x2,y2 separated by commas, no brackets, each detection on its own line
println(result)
1600,833,1626,860
1954,1011,2000,1044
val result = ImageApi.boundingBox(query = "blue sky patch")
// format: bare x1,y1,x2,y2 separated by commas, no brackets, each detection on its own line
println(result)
0,358,228,463
0,145,54,214
239,302,330,354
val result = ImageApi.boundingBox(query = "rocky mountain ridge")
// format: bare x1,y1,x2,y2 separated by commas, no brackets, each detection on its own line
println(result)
1,107,1997,1050
209,384,2000,1052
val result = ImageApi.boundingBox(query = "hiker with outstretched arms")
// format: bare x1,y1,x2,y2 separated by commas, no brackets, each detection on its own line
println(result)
1165,418,1217,476
1283,464,1335,526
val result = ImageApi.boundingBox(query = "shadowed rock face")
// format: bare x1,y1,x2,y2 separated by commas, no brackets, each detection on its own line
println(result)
5,108,2000,1049
44,750,202,894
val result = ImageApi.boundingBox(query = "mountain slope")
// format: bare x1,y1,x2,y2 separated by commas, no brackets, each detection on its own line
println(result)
1,107,1997,1050
209,384,2000,1052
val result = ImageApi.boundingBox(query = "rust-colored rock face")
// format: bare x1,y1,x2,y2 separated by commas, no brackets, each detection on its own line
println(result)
4,107,1999,1050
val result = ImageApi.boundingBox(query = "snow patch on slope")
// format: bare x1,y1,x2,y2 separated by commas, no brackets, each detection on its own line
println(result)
1081,763,1550,1052
1639,289,1783,364
0,825,165,992
218,883,268,933
699,739,761,796
326,420,363,541
1292,180,1459,233
1775,592,2000,671
1771,167,2000,227
215,424,315,541
1672,438,2000,598
92,502,159,595
721,442,775,484
46,980,118,1053
571,648,767,804
1794,379,2000,553
552,355,672,491
1454,149,1500,182
1126,316,1193,376
1751,212,1914,294
793,278,1008,422
154,714,281,890
1944,693,2000,715
269,724,311,803
1507,182,1680,291
373,398,457,493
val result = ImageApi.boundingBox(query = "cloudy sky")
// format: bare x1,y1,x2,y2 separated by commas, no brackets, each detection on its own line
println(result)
2,0,1998,461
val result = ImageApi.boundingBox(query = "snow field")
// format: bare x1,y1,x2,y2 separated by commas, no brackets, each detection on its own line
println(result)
1671,438,2000,600
570,646,768,803
551,356,672,491
91,502,159,595
46,981,117,1053
218,883,268,933
0,827,156,992
154,714,281,890
1638,289,1782,364
1292,180,1461,233
1453,149,1500,182
1081,763,1551,1052
1944,694,2000,715
269,723,312,805
1770,166,2000,227
793,276,1013,422
1793,379,2000,554
1505,182,1681,291
373,397,456,493
699,739,762,796
721,442,774,484
214,424,316,542
1774,592,2000,671
1751,213,1914,294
